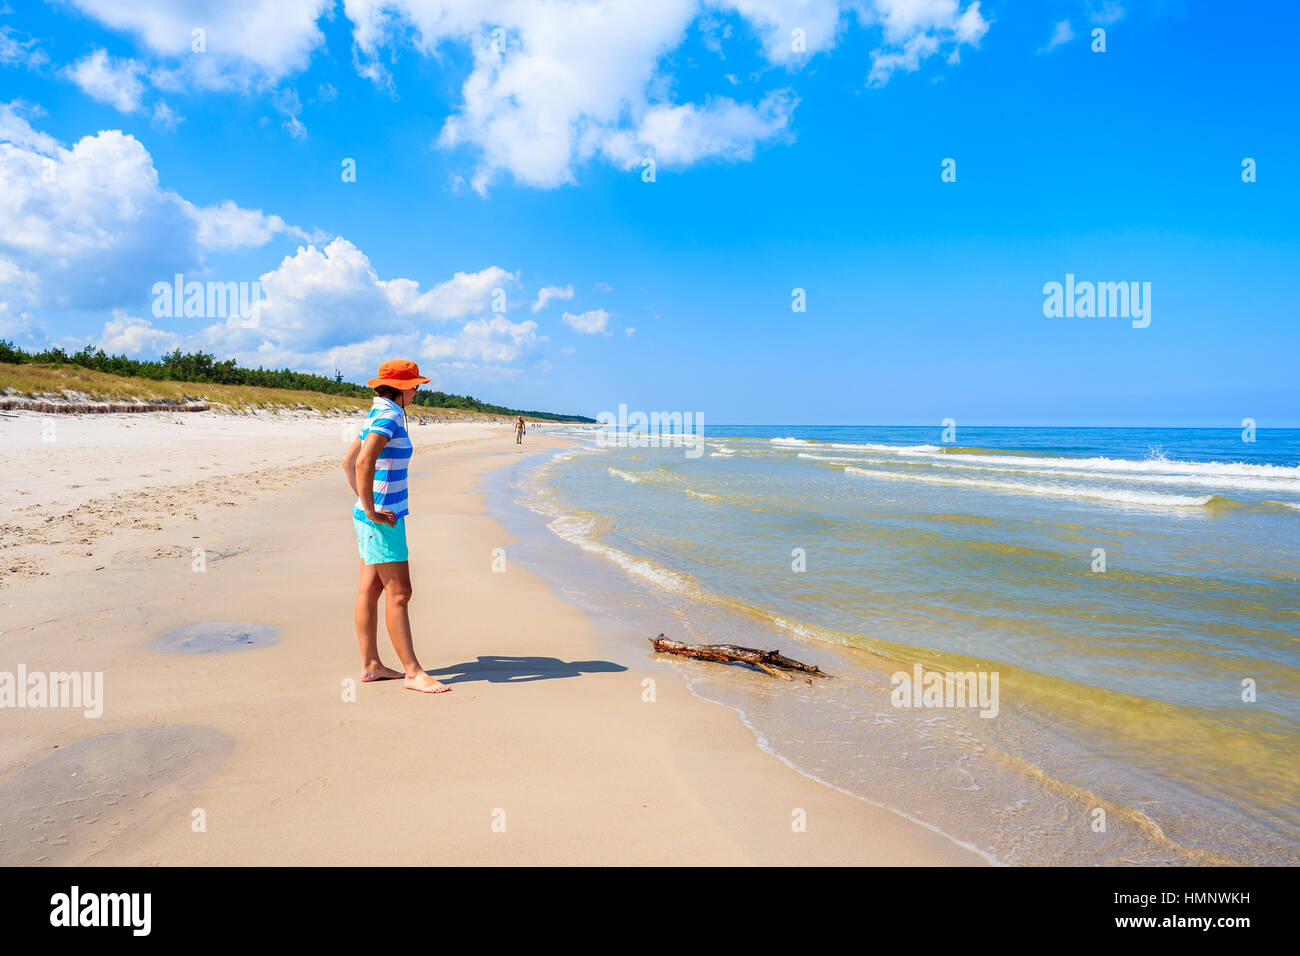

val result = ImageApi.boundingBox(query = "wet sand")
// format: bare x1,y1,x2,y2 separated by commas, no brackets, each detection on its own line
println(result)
0,411,984,865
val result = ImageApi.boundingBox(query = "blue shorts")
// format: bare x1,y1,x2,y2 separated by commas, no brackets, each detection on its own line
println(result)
354,514,409,565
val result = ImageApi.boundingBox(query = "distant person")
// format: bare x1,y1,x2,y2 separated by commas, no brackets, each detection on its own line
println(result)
341,359,449,695
515,416,526,445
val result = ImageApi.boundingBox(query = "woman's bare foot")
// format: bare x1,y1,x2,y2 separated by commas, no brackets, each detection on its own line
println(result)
405,671,452,694
362,661,404,682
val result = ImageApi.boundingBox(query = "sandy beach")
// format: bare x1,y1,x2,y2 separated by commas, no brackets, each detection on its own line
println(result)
0,411,984,866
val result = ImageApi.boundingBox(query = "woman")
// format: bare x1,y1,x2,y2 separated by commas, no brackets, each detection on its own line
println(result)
342,359,450,694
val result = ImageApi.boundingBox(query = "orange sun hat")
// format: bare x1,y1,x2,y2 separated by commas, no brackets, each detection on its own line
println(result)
367,359,431,389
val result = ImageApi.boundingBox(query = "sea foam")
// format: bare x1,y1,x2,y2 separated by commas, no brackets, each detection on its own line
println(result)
843,465,1214,507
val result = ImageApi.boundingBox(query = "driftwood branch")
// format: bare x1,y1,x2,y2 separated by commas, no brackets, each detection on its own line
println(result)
648,634,832,680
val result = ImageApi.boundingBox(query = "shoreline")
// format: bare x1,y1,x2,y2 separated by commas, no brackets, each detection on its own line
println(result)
0,412,984,865
486,448,1009,865
497,432,1297,866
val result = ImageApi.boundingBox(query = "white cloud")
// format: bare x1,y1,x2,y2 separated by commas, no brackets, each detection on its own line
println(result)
422,315,544,364
151,99,185,130
51,2,993,189
595,281,613,292
562,309,612,335
867,33,938,86
96,310,181,355
190,199,314,252
272,86,306,139
342,1,990,189
0,100,59,153
697,12,732,56
0,116,315,312
349,0,810,192
621,89,797,167
0,128,203,310
187,309,545,383
1089,1,1125,25
191,238,522,372
65,0,332,91
0,297,46,349
0,109,544,382
870,0,986,43
532,283,573,312
0,256,40,307
236,329,527,388
866,0,989,87
312,335,414,379
391,265,518,320
0,24,48,70
625,326,635,336
714,0,845,65
1041,20,1074,53
64,49,148,113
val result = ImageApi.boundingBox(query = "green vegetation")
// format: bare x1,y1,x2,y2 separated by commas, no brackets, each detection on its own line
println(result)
0,341,366,396
0,340,595,422
0,361,382,413
409,390,594,422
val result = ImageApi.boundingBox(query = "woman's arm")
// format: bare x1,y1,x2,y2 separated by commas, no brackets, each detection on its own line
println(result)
354,431,397,525
342,438,363,496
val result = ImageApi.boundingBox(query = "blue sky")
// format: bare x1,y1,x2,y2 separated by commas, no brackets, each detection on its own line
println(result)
1,0,1296,425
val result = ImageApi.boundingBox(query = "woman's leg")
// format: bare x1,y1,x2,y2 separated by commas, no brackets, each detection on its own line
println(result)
376,560,450,694
356,561,402,680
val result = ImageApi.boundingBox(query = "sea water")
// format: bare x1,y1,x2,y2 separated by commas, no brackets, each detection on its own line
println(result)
502,426,1300,865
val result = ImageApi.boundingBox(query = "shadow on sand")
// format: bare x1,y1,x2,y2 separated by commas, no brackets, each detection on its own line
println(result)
427,655,626,685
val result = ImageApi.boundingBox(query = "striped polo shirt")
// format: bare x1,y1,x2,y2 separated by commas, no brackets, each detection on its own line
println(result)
353,396,414,521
